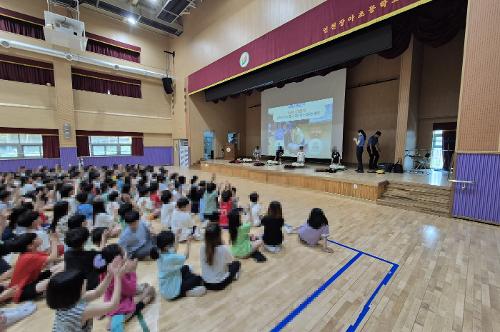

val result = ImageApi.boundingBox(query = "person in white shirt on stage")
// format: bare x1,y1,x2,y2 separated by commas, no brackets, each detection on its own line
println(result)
253,146,261,161
296,146,306,164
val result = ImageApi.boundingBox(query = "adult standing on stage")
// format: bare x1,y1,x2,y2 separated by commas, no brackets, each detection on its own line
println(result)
367,131,382,170
275,146,284,163
353,129,366,173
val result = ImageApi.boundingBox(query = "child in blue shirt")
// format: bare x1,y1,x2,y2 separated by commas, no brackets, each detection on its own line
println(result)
151,230,205,300
76,192,93,224
118,210,154,260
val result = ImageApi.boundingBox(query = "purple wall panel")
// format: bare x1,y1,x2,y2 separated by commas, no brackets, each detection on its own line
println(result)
82,147,173,168
452,153,500,224
0,158,59,172
0,147,173,172
60,147,78,169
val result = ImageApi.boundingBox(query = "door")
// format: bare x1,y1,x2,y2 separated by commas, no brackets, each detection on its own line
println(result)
203,130,214,160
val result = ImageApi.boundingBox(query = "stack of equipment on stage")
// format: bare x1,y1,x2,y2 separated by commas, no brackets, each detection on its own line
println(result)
267,160,279,166
378,163,395,173
284,162,305,169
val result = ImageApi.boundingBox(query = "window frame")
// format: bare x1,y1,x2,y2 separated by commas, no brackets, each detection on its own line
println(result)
0,133,43,159
89,136,132,157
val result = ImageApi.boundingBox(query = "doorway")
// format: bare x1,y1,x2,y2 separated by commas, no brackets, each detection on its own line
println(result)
203,130,214,160
430,123,456,171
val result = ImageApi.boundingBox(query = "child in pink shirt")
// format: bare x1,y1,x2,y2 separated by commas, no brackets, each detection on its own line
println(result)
99,244,155,321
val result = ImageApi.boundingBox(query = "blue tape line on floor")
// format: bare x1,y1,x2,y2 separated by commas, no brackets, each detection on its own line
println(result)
270,240,399,332
327,239,396,265
346,263,399,332
270,252,363,332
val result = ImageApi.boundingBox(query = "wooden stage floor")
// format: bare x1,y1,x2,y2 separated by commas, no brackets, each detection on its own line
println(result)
201,160,451,201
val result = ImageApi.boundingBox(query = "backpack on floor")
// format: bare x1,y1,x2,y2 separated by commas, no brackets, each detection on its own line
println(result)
393,160,404,173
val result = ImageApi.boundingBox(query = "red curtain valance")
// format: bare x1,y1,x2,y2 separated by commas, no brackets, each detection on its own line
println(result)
76,130,143,137
0,13,44,39
0,127,58,135
0,55,54,86
71,68,142,98
85,32,141,52
86,38,140,63
0,7,141,63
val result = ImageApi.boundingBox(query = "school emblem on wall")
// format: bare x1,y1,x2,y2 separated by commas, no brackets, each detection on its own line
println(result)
239,51,250,68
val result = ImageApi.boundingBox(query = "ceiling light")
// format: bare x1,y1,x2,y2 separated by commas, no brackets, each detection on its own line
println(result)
126,16,137,25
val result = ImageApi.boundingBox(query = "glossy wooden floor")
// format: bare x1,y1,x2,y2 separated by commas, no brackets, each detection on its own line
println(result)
14,168,500,332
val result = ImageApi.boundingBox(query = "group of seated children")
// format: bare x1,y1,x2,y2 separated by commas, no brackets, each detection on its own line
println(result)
0,164,332,331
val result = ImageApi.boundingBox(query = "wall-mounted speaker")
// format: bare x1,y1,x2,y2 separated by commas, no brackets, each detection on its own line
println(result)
162,77,174,94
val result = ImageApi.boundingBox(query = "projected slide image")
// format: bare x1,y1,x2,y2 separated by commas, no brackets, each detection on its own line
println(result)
265,98,333,158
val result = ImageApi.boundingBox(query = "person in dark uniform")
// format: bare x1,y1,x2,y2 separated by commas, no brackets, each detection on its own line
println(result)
367,131,382,170
353,130,366,173
275,146,284,163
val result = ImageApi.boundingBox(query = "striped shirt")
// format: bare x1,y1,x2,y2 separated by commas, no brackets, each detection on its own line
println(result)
52,301,92,332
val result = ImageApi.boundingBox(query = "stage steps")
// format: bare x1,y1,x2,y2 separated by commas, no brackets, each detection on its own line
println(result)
377,182,452,217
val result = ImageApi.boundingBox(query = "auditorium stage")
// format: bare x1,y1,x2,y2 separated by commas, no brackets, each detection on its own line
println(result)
200,160,450,202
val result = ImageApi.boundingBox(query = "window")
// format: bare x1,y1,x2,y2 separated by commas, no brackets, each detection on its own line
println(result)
89,136,132,156
430,130,444,170
0,133,43,159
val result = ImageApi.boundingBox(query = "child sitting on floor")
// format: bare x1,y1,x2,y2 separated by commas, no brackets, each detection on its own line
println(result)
9,232,63,303
92,199,120,237
98,244,156,325
76,193,93,223
248,192,262,227
200,223,241,291
171,197,200,241
16,210,50,252
228,209,266,262
160,190,175,230
261,201,285,253
295,208,333,253
47,256,131,332
218,190,233,228
64,227,103,290
151,230,206,300
118,210,155,260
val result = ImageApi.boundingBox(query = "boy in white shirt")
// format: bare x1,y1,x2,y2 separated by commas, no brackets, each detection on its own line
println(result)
171,197,200,241
160,190,175,230
249,192,262,227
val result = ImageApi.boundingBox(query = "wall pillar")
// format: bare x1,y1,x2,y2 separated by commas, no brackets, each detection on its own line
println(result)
394,38,423,168
53,59,77,168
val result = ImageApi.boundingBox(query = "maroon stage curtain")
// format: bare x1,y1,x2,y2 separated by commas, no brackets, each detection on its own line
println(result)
0,57,54,86
72,69,142,98
86,39,140,63
131,137,144,156
76,135,90,157
42,135,60,158
0,14,44,40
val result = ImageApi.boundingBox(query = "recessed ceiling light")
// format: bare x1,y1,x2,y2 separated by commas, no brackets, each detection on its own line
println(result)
126,16,137,25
